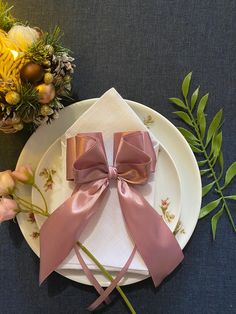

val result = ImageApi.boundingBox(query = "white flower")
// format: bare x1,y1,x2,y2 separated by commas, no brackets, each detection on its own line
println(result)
8,25,40,51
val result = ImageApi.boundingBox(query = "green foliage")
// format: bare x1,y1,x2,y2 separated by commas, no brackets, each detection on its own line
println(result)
15,84,40,122
169,72,236,240
43,26,70,55
0,1,16,31
26,26,70,64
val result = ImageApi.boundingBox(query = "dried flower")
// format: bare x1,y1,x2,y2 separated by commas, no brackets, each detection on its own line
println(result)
7,25,39,51
0,170,15,196
0,197,18,222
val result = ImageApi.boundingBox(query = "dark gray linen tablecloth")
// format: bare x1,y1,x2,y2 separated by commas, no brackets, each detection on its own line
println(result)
0,1,236,313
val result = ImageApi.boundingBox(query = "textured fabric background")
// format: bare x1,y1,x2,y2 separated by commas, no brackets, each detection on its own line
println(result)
0,1,236,313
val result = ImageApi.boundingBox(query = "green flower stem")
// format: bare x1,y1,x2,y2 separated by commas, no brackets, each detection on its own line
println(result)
18,201,41,215
184,96,236,232
17,204,49,217
77,241,136,314
32,183,48,214
17,199,49,217
13,193,46,214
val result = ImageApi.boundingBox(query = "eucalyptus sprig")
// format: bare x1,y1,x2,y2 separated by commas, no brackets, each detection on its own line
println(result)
169,72,236,239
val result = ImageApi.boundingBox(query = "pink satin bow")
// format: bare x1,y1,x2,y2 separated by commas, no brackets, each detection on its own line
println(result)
39,131,183,308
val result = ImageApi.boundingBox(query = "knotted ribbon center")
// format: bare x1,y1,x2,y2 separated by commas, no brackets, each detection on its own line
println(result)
108,166,118,180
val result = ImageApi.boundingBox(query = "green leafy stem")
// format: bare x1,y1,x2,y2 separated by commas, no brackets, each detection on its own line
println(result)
169,72,236,239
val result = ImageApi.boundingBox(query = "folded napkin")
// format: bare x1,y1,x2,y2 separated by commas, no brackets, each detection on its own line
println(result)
47,88,160,274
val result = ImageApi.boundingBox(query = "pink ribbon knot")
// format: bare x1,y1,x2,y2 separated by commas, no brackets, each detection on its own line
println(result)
108,166,118,180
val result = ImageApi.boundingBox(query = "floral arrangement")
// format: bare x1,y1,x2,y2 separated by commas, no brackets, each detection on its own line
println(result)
0,1,75,133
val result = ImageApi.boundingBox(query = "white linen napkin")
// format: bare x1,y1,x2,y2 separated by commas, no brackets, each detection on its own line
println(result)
58,88,159,273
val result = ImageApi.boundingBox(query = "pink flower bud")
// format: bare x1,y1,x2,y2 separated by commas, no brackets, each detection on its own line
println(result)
12,165,34,184
0,198,18,222
0,170,15,196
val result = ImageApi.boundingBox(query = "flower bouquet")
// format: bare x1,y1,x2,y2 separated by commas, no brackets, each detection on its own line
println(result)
0,1,75,133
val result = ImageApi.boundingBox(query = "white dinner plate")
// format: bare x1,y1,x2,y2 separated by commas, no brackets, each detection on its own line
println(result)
16,99,202,286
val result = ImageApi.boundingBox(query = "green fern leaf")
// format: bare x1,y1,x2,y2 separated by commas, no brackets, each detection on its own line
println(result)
206,109,223,147
190,86,200,110
169,98,187,109
225,195,236,200
210,132,222,160
211,206,224,240
177,127,199,144
199,198,221,219
182,72,192,98
202,182,215,197
174,111,193,126
197,111,206,139
198,160,208,166
223,161,236,189
197,93,209,117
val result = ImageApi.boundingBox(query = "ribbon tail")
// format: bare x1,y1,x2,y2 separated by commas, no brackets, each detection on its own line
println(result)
87,246,137,312
39,180,108,284
74,245,111,305
117,180,184,287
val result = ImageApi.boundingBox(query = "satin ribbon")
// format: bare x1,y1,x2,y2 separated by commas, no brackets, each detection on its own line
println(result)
39,131,183,308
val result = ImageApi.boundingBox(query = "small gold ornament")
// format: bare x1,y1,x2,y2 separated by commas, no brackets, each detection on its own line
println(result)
45,44,54,56
44,73,54,85
36,83,56,104
40,104,54,116
42,60,51,68
5,91,21,105
20,62,44,84
11,114,21,124
13,122,24,131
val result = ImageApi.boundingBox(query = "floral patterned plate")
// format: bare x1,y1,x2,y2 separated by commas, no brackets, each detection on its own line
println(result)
16,99,201,286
